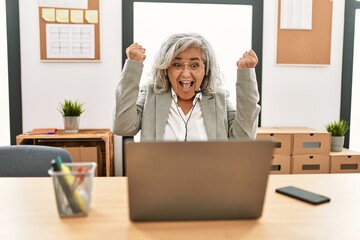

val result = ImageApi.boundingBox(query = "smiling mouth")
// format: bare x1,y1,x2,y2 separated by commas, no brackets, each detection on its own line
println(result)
179,81,194,91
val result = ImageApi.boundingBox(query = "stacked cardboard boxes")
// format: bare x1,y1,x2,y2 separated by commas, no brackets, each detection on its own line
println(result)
289,127,331,174
330,149,360,173
256,127,292,174
257,127,331,174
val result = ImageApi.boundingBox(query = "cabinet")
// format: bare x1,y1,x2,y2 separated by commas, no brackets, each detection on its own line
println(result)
16,129,114,176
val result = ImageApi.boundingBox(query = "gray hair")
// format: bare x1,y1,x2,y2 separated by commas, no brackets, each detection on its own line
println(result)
151,33,222,95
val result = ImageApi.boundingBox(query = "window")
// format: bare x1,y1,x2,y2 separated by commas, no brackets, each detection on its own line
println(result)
122,0,263,122
341,0,360,150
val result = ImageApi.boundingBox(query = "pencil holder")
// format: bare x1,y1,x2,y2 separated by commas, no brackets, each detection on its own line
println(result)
48,162,97,217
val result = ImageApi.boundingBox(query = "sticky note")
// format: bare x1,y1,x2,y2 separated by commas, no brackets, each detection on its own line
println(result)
85,10,98,23
71,10,84,23
56,9,69,23
42,8,55,22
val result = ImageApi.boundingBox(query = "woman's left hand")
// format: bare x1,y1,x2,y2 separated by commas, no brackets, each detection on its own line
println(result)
237,49,258,68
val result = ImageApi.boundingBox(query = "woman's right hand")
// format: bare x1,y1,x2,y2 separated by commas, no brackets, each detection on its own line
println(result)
126,43,146,63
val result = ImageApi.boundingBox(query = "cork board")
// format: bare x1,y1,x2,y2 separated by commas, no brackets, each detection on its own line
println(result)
38,0,100,61
276,0,333,65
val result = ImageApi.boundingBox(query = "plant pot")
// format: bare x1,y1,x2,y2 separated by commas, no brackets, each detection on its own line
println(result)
331,136,344,152
63,116,80,133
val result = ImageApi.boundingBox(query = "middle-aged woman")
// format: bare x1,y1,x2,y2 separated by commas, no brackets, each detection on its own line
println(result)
113,33,260,141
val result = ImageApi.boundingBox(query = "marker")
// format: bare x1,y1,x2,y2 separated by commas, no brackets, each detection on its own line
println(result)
58,160,88,214
51,159,82,214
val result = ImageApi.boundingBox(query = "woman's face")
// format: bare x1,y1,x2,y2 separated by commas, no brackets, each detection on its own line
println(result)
167,47,205,101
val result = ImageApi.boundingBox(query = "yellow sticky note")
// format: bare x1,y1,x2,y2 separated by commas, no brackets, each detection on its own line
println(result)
71,10,84,23
85,10,98,23
56,9,69,23
42,8,55,22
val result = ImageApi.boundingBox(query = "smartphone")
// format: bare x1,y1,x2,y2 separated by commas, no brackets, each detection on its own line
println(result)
275,186,331,205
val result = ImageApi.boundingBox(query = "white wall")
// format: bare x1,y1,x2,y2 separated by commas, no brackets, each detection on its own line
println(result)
0,0,10,145
19,0,122,131
19,0,123,175
18,0,346,174
261,0,345,130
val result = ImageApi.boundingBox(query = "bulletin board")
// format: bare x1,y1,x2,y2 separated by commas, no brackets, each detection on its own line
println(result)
276,0,333,65
38,0,100,61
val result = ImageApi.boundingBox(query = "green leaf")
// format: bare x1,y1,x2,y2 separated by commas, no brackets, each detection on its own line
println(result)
58,99,85,116
325,119,349,136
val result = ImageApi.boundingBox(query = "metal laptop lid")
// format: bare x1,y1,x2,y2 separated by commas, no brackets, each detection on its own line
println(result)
125,140,274,221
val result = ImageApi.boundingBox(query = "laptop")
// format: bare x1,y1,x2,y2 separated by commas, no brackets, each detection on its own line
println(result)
125,140,274,221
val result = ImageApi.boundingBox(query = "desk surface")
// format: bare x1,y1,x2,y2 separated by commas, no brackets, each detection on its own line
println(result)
1,174,359,239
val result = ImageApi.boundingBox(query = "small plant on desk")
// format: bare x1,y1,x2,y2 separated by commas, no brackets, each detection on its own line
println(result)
325,119,349,152
58,99,85,133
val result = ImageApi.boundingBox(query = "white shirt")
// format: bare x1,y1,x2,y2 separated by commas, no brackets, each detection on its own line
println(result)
163,89,208,141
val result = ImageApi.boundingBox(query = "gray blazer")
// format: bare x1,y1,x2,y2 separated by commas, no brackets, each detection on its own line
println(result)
113,60,260,141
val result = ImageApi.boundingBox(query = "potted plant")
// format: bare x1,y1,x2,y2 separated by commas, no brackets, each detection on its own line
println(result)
58,99,85,133
325,119,350,152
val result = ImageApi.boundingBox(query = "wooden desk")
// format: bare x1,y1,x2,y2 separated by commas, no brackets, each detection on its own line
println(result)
16,129,114,176
1,174,360,239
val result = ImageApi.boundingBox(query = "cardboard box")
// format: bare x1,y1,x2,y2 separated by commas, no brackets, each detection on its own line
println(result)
280,127,330,154
64,146,102,176
330,149,360,173
270,154,291,174
291,154,330,174
257,128,292,154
